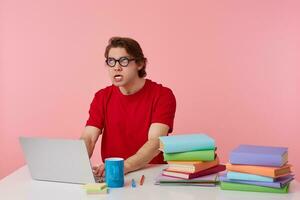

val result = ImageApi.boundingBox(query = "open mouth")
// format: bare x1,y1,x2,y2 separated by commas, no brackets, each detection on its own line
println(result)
114,75,123,82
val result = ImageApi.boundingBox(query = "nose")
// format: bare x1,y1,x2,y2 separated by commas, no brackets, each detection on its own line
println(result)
114,63,122,71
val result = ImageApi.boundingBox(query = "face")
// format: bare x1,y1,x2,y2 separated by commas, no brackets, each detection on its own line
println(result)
106,47,143,87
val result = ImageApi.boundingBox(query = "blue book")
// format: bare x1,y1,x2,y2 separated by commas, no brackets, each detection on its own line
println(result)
159,134,215,153
230,144,288,167
219,174,294,188
227,171,274,182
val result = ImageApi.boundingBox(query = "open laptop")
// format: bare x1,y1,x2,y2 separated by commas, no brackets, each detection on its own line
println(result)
19,137,102,184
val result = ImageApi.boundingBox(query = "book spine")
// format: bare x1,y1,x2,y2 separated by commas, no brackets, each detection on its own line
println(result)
166,167,194,173
163,142,215,153
164,150,215,161
227,171,274,182
220,181,289,193
230,152,283,167
219,176,283,188
227,165,275,177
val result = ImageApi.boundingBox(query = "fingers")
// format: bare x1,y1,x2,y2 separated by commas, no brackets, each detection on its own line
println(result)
92,165,99,175
98,164,105,177
93,164,105,177
92,165,100,176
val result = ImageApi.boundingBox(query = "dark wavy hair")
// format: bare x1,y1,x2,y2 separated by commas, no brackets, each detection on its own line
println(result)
104,37,147,78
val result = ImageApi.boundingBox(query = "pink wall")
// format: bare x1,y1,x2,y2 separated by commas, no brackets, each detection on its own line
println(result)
1,0,299,180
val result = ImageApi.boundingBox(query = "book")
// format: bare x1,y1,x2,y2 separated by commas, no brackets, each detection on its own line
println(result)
227,171,275,182
154,173,218,186
230,144,288,167
159,134,215,153
162,164,226,179
219,174,294,188
166,157,219,173
220,181,290,193
226,163,292,178
156,182,216,186
164,149,215,161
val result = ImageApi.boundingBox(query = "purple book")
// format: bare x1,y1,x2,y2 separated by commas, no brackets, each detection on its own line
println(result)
230,144,288,167
219,174,294,188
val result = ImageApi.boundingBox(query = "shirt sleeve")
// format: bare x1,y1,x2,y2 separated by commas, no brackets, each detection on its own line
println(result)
85,90,105,129
151,88,176,133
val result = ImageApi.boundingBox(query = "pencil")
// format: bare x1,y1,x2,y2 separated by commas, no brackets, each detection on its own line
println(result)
139,175,145,185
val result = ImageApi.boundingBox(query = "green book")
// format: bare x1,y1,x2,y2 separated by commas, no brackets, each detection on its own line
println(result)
164,150,215,161
220,181,289,193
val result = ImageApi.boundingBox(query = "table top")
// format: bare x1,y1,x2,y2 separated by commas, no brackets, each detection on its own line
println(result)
0,164,299,200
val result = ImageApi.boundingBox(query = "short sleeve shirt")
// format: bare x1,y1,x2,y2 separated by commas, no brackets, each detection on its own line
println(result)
86,79,176,163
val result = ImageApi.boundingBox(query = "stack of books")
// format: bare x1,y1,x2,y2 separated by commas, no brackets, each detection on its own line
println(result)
220,144,294,193
157,134,225,185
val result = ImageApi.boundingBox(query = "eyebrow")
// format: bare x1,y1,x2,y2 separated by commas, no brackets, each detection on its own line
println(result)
107,56,131,59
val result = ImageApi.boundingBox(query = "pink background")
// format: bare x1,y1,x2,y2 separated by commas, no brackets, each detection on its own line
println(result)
1,0,299,180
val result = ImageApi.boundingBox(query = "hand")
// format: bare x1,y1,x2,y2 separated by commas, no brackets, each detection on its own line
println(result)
92,164,105,177
124,162,130,175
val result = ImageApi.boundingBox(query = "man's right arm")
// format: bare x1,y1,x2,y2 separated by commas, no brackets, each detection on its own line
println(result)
80,126,102,158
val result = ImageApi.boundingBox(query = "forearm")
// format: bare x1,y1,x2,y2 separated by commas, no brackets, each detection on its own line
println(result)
124,138,160,174
80,136,95,158
80,126,101,158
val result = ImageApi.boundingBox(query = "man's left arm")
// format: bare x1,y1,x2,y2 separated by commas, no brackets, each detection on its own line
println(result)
124,122,169,174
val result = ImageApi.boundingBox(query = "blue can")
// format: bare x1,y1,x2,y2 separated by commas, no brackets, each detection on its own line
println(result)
105,157,124,188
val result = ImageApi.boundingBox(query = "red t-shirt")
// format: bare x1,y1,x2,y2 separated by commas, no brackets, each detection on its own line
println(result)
86,79,176,164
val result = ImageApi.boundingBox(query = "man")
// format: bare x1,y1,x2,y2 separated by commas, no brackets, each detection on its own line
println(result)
80,37,176,177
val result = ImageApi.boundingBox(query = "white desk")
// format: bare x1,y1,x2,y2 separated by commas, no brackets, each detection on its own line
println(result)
0,165,299,200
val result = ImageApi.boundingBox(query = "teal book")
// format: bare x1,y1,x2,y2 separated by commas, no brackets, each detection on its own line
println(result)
227,171,274,182
159,134,215,153
220,181,289,193
163,150,215,161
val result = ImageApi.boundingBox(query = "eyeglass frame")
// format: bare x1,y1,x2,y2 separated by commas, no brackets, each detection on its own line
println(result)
105,56,136,67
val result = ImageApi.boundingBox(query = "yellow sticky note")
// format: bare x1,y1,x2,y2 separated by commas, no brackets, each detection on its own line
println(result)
82,183,107,190
86,187,108,195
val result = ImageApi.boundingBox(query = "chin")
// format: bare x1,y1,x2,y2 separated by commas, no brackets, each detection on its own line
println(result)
112,82,121,87
112,80,126,87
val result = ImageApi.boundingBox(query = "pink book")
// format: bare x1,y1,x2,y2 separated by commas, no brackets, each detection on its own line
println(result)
162,165,226,180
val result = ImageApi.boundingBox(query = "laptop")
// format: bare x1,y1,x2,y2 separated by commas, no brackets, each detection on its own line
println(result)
19,137,102,184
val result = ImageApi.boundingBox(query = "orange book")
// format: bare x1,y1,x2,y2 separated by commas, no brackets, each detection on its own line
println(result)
226,163,292,178
166,157,219,173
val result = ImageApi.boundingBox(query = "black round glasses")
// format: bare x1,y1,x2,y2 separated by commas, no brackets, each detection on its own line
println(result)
105,57,135,67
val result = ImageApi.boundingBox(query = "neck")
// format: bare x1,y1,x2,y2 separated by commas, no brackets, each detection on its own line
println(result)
119,78,146,95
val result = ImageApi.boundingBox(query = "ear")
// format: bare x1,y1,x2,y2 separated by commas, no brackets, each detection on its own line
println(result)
138,65,143,70
137,62,144,70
